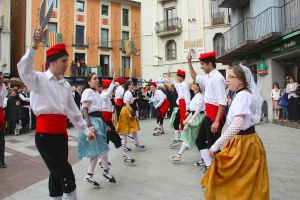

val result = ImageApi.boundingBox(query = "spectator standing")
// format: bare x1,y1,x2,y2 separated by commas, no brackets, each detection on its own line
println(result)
6,89,21,135
271,82,281,120
71,61,77,76
76,59,81,76
286,76,299,121
0,73,8,168
19,86,30,133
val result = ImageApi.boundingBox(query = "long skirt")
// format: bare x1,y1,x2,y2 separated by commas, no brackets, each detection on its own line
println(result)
116,106,140,134
169,107,179,129
201,133,269,200
180,113,205,148
77,117,109,159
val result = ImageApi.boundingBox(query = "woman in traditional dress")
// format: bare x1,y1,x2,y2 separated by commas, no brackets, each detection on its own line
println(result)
116,80,145,151
78,73,116,187
201,64,269,200
171,82,205,161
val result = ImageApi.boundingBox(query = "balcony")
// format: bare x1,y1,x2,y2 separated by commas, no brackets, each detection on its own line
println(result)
212,12,226,25
98,40,113,50
218,0,249,8
72,35,89,48
213,0,300,64
0,15,4,31
158,0,176,3
155,17,182,37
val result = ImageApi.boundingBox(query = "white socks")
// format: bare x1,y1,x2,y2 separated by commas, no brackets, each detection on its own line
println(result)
52,196,62,200
174,130,180,141
64,189,78,200
87,156,97,175
200,149,212,167
131,132,139,145
178,143,188,155
119,147,129,158
120,134,128,146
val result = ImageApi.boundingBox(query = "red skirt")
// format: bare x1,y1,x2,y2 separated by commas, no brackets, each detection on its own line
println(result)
179,99,186,130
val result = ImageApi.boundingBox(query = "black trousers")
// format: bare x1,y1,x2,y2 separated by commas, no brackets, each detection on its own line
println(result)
20,107,30,130
173,109,180,130
156,107,164,125
105,121,122,148
288,97,299,120
195,116,226,150
35,133,76,197
0,132,4,162
115,105,123,120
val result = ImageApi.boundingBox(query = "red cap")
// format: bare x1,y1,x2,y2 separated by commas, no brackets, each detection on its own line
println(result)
177,69,186,78
199,51,217,61
45,43,69,70
116,77,126,85
102,80,112,88
151,82,157,88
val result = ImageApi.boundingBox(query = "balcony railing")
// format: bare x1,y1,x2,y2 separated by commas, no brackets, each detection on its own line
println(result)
155,17,182,37
214,0,300,62
212,12,225,25
98,39,112,49
72,35,89,48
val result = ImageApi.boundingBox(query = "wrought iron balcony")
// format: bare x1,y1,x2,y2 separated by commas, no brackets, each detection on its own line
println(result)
218,0,250,8
72,35,89,48
214,0,300,63
155,17,182,37
212,12,226,25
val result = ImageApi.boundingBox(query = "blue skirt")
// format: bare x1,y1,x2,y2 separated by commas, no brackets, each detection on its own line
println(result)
77,117,109,159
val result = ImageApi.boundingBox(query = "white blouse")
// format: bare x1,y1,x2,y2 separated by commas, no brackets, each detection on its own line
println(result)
123,90,134,104
185,93,204,123
196,69,227,106
100,82,115,112
172,79,191,108
286,82,299,99
271,88,281,101
115,85,124,100
81,88,102,113
152,89,166,109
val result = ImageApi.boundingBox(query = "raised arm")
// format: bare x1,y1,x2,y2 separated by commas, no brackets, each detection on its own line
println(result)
187,54,197,81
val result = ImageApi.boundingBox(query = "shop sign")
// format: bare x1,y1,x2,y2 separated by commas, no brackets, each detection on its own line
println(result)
257,59,267,76
272,37,300,54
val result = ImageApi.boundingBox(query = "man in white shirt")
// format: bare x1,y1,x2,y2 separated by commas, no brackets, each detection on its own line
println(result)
0,72,8,168
188,52,227,171
17,28,95,200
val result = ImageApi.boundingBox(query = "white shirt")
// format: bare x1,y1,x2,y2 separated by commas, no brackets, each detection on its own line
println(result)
0,84,8,107
115,85,124,100
17,47,89,136
151,89,166,109
81,88,102,113
286,82,299,99
185,93,204,123
172,79,191,108
123,90,134,104
100,82,115,112
196,69,227,106
227,90,256,130
271,88,281,101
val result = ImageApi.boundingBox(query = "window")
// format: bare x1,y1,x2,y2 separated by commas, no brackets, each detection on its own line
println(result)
165,7,176,27
166,40,176,60
48,22,57,33
101,28,109,47
101,5,109,16
76,0,85,12
211,0,225,25
48,0,58,9
122,31,129,40
75,25,85,45
122,8,129,26
122,57,130,77
100,55,110,77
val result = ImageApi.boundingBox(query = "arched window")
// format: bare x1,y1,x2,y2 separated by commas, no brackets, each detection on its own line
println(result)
166,40,176,60
213,33,224,55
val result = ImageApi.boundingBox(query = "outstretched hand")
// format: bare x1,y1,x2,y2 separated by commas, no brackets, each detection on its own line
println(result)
33,27,47,49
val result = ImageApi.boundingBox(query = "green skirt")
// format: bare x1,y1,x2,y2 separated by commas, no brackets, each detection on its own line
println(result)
180,113,205,148
169,107,179,129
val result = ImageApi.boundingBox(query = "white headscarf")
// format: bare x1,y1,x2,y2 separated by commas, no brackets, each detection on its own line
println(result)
239,63,263,124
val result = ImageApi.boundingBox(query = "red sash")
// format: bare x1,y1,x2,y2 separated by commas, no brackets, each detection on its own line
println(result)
159,99,169,118
179,99,186,130
36,114,67,135
115,99,123,107
0,107,5,131
205,103,226,122
101,111,113,123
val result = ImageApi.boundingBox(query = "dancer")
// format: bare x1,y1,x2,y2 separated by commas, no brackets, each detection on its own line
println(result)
0,73,7,168
188,52,227,170
116,80,145,151
17,28,95,200
149,82,170,136
114,77,126,122
168,69,191,148
78,73,117,187
201,64,269,200
171,82,204,161
100,78,135,164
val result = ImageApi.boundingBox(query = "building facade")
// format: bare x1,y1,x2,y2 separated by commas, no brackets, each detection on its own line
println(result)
215,0,300,123
0,0,11,75
11,0,141,81
141,0,230,83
